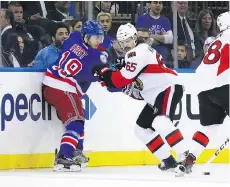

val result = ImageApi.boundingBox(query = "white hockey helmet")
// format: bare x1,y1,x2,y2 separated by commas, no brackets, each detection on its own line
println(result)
217,12,230,32
116,23,137,41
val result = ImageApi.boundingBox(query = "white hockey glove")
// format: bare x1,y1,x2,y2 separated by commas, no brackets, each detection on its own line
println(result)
122,81,144,100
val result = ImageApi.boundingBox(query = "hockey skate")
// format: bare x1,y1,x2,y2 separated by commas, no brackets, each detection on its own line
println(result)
158,155,177,171
72,149,90,168
174,151,196,177
53,153,81,172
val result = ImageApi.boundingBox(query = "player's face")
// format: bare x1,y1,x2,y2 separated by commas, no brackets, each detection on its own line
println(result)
88,35,104,49
119,37,136,52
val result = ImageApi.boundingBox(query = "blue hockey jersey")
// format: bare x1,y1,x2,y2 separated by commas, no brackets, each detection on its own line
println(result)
43,31,107,96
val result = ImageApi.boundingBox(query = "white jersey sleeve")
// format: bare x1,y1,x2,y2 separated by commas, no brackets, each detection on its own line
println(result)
110,43,154,88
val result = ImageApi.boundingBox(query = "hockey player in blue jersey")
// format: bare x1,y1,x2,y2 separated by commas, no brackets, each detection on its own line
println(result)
42,20,107,172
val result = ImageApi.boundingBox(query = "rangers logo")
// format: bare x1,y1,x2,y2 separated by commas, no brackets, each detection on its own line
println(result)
100,54,107,64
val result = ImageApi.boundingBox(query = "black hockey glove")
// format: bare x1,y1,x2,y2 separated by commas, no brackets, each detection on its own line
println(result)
92,64,115,88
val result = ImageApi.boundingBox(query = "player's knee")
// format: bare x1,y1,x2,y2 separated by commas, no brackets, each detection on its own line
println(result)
152,115,173,132
134,125,153,143
134,125,145,139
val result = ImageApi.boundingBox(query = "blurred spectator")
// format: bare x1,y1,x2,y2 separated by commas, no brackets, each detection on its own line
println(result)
106,40,125,64
8,2,44,62
94,1,119,16
8,2,35,40
64,18,83,33
176,42,190,68
18,35,24,54
137,2,150,16
2,33,21,67
168,1,195,62
1,9,15,49
8,1,24,23
17,35,35,67
166,41,190,68
97,12,115,49
194,9,217,58
19,1,56,20
137,28,154,46
136,1,173,60
47,1,71,21
1,47,19,67
33,22,69,68
190,36,215,69
39,34,52,49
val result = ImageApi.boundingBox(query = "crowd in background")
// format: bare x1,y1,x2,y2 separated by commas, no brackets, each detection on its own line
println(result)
0,1,228,68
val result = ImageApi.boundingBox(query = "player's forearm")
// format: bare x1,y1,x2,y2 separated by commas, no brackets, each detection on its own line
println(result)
111,71,134,88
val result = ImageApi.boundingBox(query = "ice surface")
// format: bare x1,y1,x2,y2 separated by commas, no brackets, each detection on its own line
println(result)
0,164,229,187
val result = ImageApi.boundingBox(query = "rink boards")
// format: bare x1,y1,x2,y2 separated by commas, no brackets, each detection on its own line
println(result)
0,69,229,169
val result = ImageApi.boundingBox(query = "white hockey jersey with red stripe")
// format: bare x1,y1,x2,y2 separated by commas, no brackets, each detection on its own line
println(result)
196,29,230,91
111,43,179,105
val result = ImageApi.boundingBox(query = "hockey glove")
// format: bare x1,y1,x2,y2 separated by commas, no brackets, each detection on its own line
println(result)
92,64,115,88
122,81,144,100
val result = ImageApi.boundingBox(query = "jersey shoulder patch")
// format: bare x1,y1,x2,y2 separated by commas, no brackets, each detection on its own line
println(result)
127,51,136,58
100,54,108,64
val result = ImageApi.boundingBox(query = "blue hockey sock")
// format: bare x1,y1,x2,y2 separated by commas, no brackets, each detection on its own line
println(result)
77,131,84,150
59,120,84,158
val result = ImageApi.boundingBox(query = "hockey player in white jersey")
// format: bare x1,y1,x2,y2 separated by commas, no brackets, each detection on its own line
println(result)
174,12,230,177
92,23,190,171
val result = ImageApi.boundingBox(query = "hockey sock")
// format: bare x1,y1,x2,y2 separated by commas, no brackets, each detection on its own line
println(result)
134,125,171,161
59,120,84,158
77,131,84,151
190,131,209,158
152,116,188,156
146,134,171,160
165,129,184,153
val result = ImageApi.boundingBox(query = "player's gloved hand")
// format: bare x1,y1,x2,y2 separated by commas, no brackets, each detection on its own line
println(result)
92,64,112,81
113,57,126,70
122,81,144,100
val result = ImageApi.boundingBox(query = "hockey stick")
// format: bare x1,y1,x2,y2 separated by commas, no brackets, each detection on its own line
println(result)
202,137,229,175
